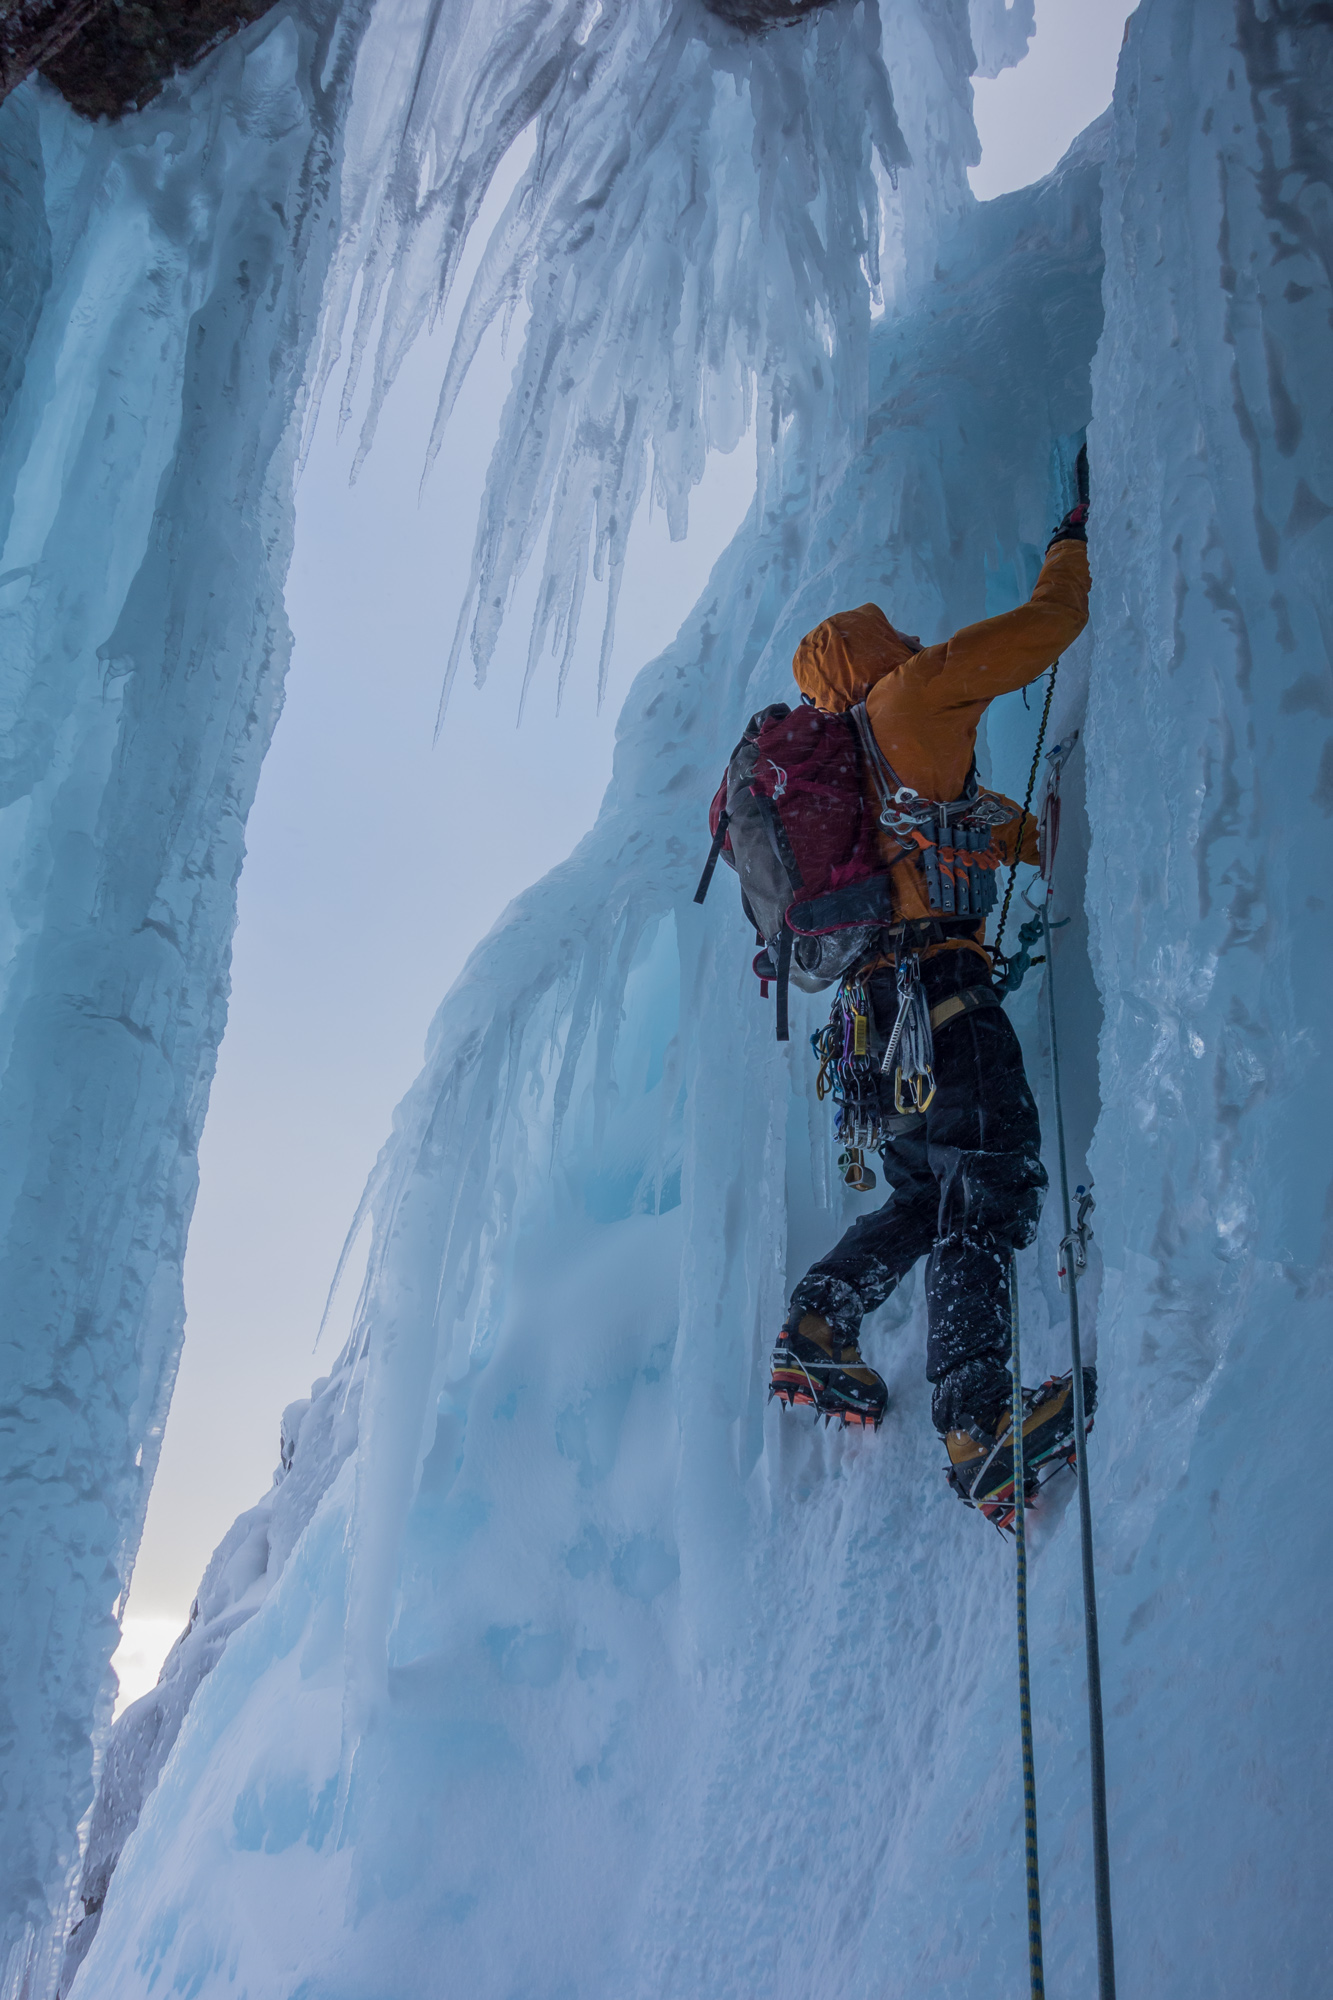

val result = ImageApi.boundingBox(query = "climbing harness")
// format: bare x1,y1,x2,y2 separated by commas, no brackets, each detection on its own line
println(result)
1009,1257,1045,2000
812,973,884,1166
812,952,1003,1174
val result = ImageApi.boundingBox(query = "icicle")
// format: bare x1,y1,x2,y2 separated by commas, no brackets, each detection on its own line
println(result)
320,0,907,718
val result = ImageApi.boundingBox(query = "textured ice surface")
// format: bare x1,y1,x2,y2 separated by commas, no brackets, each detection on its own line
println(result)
1078,5,1333,1981
56,1365,363,1993
0,0,1008,1968
1,0,1031,1979
17,0,1333,1993
82,1,1333,1987
315,0,933,708
73,112,1114,1999
0,8,363,1982
967,0,1035,80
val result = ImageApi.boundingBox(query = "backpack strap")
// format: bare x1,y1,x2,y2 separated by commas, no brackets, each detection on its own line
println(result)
851,703,990,823
847,703,935,849
693,808,730,904
775,926,792,1042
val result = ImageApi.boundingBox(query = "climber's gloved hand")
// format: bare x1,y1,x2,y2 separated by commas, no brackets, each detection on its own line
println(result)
1047,499,1089,549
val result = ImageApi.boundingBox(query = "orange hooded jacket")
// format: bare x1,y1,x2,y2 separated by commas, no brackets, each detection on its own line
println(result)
791,538,1090,961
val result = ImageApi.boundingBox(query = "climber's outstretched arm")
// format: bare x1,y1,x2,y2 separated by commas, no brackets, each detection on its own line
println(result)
916,536,1090,714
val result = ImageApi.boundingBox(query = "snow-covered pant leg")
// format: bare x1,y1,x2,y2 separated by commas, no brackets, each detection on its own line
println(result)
790,954,1046,1433
921,1001,1046,1434
787,1134,937,1340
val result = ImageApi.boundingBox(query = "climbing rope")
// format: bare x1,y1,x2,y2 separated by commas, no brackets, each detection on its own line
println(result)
996,439,1088,968
1009,1257,1045,1999
1040,893,1118,2000
992,660,1058,964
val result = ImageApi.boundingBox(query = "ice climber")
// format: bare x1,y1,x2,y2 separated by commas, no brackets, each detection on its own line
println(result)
697,489,1093,1520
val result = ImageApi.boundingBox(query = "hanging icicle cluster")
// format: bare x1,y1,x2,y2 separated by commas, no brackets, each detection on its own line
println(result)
316,0,908,714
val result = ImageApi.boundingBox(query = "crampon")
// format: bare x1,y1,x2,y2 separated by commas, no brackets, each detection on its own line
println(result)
769,1317,888,1430
945,1369,1096,1530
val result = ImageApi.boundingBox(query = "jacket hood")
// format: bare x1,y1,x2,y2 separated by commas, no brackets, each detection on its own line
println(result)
792,602,922,712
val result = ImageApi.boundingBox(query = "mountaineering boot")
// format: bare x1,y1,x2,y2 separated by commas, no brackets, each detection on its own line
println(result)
770,1314,888,1429
944,1368,1097,1528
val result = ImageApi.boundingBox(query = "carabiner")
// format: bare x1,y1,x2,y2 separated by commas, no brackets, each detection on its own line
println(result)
894,1066,937,1115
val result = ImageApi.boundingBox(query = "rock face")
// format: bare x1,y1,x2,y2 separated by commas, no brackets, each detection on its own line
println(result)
0,0,101,104
700,0,839,26
0,0,276,117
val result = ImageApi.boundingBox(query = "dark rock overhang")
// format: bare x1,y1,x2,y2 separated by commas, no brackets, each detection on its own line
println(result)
0,0,277,118
700,0,841,28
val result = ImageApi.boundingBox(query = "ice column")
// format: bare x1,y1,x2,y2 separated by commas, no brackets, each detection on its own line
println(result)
0,7,361,1978
1082,5,1333,1984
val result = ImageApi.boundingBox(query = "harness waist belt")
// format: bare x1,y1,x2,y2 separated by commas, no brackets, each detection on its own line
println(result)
928,985,1000,1033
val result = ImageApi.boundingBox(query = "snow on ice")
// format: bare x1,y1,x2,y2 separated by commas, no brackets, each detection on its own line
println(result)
0,0,1329,1996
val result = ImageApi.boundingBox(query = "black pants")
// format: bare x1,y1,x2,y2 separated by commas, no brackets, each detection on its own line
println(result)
791,950,1047,1436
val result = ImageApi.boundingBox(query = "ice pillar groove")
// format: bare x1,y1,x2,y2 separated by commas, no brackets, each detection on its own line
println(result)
0,2,364,1974
1081,0,1333,1988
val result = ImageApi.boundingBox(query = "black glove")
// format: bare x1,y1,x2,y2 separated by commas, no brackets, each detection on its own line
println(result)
1047,499,1088,549
1047,441,1090,549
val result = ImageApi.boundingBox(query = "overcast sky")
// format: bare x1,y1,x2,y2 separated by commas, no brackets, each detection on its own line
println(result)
114,0,1138,1710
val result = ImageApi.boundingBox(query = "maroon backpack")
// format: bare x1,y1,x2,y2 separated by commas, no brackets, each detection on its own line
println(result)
694,702,894,1039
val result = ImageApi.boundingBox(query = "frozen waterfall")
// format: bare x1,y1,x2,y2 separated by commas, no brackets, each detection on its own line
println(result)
2,0,1331,1994
1,0,959,1980
0,12,365,1985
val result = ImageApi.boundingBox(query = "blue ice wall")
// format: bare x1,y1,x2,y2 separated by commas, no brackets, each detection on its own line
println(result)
15,0,1333,1994
80,1,1333,1986
1081,2,1333,1983
3,2,1021,1981
70,111,1116,2000
0,5,364,1979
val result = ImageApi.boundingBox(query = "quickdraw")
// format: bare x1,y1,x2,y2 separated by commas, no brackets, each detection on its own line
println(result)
1057,1182,1095,1292
812,958,949,1188
992,665,1057,970
812,974,891,1170
993,713,1081,996
878,951,936,1114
